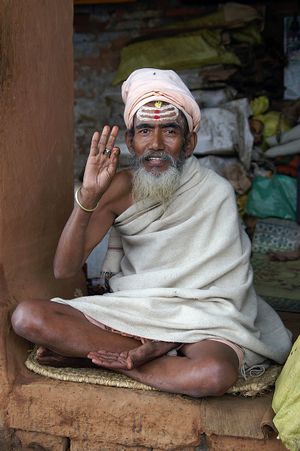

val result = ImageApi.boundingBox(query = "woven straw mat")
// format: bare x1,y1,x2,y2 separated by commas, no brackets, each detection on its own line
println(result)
25,348,281,397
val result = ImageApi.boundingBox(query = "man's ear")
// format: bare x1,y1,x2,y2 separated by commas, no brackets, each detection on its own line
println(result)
125,130,134,154
185,132,197,158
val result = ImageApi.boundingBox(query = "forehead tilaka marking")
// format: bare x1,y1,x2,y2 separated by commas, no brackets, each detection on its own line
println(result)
136,103,179,123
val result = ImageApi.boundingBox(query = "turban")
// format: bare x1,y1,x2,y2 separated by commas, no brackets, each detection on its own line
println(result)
122,68,201,133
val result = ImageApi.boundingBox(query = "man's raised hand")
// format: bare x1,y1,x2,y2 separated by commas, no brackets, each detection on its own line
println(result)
79,125,120,209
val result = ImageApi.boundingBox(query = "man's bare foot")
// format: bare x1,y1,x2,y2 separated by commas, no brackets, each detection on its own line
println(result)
36,346,95,368
87,340,180,370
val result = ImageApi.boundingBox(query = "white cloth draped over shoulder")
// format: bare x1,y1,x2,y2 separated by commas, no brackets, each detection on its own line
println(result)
52,156,292,368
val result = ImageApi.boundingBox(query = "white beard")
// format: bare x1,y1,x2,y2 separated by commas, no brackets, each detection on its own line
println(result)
132,166,181,206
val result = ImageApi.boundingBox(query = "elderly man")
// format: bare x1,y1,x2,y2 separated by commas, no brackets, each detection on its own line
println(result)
12,68,292,398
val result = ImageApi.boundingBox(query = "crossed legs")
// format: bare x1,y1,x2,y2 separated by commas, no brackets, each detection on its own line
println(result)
11,299,239,398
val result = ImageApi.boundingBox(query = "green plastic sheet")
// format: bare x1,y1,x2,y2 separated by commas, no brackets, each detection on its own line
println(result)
113,30,241,84
245,175,297,220
230,23,262,46
272,336,300,451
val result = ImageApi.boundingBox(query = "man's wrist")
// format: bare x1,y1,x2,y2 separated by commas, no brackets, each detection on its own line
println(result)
75,186,102,212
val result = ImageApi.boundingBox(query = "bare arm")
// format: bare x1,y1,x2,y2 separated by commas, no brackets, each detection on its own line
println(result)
54,125,120,279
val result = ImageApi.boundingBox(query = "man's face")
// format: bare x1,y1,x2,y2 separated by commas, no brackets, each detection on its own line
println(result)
126,101,196,204
126,101,189,176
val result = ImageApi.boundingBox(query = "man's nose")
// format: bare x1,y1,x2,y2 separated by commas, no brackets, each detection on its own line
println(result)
150,128,165,151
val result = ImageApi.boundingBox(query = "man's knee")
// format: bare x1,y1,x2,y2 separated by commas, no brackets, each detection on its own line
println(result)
188,359,238,398
11,300,49,341
208,360,238,396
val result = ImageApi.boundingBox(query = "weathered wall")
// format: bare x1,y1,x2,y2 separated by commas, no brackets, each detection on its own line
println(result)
0,0,85,437
73,1,299,180
73,1,214,178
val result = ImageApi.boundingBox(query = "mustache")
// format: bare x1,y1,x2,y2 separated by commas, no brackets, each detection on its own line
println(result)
142,151,175,162
133,151,177,167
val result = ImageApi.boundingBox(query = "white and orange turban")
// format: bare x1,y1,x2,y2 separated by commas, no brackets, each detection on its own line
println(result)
121,68,201,133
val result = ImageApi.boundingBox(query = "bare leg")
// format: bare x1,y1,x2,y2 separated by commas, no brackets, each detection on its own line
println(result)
89,340,239,397
12,299,179,368
11,299,142,361
36,340,179,369
125,340,239,397
12,299,239,397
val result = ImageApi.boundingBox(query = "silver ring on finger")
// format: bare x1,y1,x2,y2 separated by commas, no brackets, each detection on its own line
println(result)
103,148,111,156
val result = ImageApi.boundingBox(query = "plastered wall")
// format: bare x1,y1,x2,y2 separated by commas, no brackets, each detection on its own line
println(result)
0,0,85,302
0,1,86,428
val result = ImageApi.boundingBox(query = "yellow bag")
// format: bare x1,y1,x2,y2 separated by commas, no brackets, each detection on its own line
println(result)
272,335,300,451
255,111,290,141
113,30,240,84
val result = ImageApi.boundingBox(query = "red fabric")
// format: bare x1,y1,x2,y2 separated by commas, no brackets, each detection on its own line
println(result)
275,155,300,178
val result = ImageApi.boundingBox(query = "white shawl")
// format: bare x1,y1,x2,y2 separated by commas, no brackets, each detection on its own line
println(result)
53,157,292,367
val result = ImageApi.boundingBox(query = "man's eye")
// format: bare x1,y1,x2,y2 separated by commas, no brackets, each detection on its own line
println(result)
139,129,149,134
165,128,176,134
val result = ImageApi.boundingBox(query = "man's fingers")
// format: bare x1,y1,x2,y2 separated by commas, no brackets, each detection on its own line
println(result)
88,351,125,362
88,351,129,363
98,125,119,155
98,125,111,152
87,352,129,369
88,126,120,161
89,350,121,357
87,351,119,361
106,125,119,151
89,131,100,156
91,359,129,370
111,146,120,157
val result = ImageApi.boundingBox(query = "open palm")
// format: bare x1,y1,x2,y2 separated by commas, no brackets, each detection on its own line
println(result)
82,125,120,197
